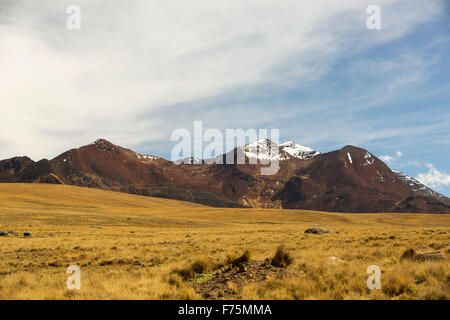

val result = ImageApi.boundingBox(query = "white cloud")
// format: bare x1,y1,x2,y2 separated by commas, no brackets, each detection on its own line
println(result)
417,164,450,188
0,0,445,160
380,155,394,163
379,150,403,164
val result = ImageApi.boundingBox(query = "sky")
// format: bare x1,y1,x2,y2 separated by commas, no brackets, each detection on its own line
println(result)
0,0,449,196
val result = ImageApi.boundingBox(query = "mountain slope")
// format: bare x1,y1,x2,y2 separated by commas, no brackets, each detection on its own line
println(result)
393,170,450,206
0,157,57,183
49,139,244,207
272,146,450,213
0,138,448,213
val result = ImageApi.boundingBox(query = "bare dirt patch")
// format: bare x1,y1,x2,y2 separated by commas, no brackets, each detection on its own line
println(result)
194,259,298,299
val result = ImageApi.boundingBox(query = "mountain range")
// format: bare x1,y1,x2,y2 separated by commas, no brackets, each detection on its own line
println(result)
1,138,449,213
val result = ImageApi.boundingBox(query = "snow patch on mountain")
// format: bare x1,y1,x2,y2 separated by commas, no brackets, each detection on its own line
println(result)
393,169,450,204
393,170,428,190
175,157,202,165
363,152,375,166
243,139,319,161
279,140,320,160
243,138,281,161
134,152,158,161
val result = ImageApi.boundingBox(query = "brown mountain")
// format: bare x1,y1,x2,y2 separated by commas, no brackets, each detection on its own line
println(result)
0,157,56,183
273,146,449,213
392,170,450,206
0,138,449,213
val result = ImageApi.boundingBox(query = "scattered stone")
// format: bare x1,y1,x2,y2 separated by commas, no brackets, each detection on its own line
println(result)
401,248,446,261
8,230,18,235
239,265,247,273
185,234,192,238
327,256,344,265
23,232,32,238
0,231,8,236
133,261,144,266
414,251,446,261
130,231,135,234
99,258,128,266
435,244,450,250
305,227,333,234
48,261,62,267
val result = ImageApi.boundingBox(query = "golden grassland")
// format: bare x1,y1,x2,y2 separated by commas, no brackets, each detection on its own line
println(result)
0,183,449,300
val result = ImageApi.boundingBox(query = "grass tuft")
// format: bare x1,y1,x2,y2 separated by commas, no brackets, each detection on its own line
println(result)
271,246,294,268
173,256,211,280
400,248,416,261
226,249,251,266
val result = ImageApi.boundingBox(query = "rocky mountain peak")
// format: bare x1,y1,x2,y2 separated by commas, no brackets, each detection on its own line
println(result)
89,139,117,152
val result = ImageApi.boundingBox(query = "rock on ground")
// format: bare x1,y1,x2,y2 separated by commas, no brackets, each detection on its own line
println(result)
305,227,333,234
414,251,446,261
401,248,446,261
327,256,345,264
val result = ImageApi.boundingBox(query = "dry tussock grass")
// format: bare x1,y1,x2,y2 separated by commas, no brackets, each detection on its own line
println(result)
0,183,449,300
226,249,252,266
271,246,294,268
172,256,212,280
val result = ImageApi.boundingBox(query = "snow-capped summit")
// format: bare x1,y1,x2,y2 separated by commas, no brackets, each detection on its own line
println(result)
243,138,280,161
279,140,320,160
207,139,320,164
175,156,202,165
241,139,319,161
